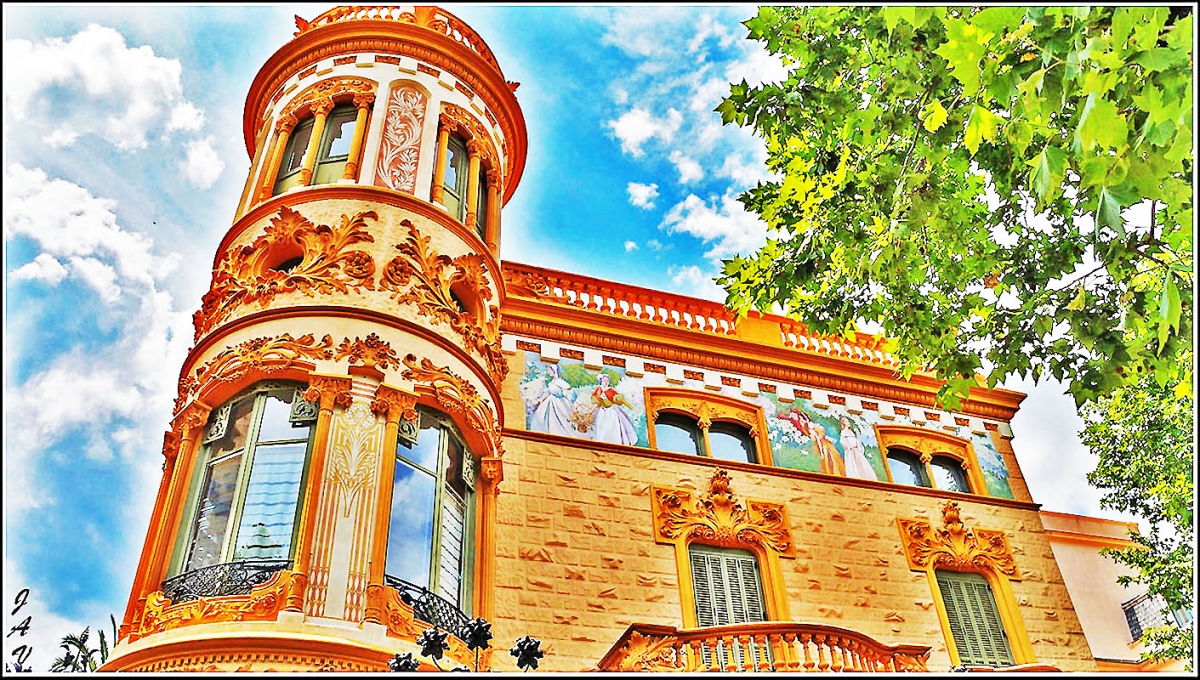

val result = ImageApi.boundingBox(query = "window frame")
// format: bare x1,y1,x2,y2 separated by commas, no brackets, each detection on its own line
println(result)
310,103,360,186
688,545,768,628
272,117,316,195
383,406,477,615
644,387,773,467
441,133,470,222
934,569,1016,668
875,425,989,496
170,382,317,577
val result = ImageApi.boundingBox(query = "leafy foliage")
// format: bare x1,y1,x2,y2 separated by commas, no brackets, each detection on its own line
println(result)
717,6,1193,408
1079,364,1194,667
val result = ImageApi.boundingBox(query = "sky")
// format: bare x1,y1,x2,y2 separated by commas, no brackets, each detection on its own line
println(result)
2,3,1145,669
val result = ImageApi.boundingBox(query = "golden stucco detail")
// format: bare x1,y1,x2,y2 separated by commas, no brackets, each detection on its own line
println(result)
439,103,502,182
328,401,384,518
896,501,1019,578
612,631,686,672
334,333,401,371
374,82,427,193
401,353,503,459
382,220,507,383
128,570,298,642
500,266,550,297
278,76,377,123
194,207,377,340
177,333,335,411
651,469,795,557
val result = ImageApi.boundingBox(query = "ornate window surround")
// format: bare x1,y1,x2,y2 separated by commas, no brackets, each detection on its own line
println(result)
644,387,774,467
430,103,502,255
650,468,794,628
896,501,1036,666
875,425,988,496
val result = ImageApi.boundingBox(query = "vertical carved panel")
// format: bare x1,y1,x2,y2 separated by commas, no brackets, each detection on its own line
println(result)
374,83,427,193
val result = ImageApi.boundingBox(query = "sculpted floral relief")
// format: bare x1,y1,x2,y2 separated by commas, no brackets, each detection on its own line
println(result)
402,353,503,460
382,219,507,383
896,501,1019,578
335,333,401,371
374,83,427,193
652,469,795,557
194,207,378,340
128,571,297,642
176,333,336,411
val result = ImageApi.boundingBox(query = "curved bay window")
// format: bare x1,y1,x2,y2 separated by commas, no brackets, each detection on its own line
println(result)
385,408,475,624
441,134,469,223
274,103,358,195
171,383,316,588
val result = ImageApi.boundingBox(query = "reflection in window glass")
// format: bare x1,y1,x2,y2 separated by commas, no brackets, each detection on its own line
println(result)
887,449,930,487
708,422,756,463
655,414,703,456
386,460,437,588
211,399,254,459
255,394,303,443
443,135,468,221
233,442,307,560
931,456,970,493
322,106,357,159
184,455,242,571
278,120,314,177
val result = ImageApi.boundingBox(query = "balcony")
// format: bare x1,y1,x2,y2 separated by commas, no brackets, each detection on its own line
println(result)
597,622,932,672
384,574,471,638
160,559,292,604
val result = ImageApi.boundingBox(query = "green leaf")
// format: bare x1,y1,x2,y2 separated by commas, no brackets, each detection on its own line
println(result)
1096,185,1138,235
933,17,993,96
963,105,1001,155
1027,145,1066,204
1066,284,1087,311
882,6,915,35
1077,94,1128,150
970,6,1024,37
921,98,949,132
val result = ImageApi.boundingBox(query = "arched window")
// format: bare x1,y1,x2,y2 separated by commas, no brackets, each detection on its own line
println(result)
385,408,475,615
886,449,930,488
175,383,317,574
654,412,704,456
441,133,470,222
645,388,772,466
876,425,987,496
886,447,975,494
273,103,359,195
653,412,758,464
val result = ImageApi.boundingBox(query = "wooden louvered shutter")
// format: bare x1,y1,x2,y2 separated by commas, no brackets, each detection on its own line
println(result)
937,571,1014,667
690,547,766,626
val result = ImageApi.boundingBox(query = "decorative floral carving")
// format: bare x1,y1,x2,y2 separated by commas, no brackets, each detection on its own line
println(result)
402,354,503,459
371,384,419,422
651,469,795,557
379,583,488,670
501,267,550,297
382,220,507,383
328,402,383,518
375,83,427,193
194,207,378,340
614,631,686,672
177,333,335,411
129,571,297,642
334,333,401,371
278,76,376,122
896,501,1019,578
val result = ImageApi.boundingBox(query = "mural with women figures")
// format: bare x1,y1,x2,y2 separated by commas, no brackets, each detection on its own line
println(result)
517,350,1013,499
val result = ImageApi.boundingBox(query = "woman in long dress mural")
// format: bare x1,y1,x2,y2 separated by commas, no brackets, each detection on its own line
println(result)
838,415,878,481
529,364,576,437
778,410,846,477
591,373,637,446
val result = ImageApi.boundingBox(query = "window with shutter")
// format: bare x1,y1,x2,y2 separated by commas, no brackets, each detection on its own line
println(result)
689,546,769,669
936,570,1014,667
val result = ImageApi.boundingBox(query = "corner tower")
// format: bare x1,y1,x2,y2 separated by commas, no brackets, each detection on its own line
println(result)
104,6,526,672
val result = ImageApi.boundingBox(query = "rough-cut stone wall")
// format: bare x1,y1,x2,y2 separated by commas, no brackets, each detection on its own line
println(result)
488,433,1096,672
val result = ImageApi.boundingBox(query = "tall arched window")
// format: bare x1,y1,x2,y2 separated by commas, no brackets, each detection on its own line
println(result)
174,383,317,575
441,133,470,223
273,103,359,195
385,408,475,617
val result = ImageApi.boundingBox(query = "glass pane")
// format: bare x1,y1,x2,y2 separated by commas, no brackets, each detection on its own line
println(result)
708,422,756,463
655,415,703,456
184,454,242,570
437,488,466,606
312,159,348,185
475,168,488,239
445,137,467,195
278,120,314,177
211,398,254,459
386,460,437,588
256,393,309,443
444,434,468,498
320,106,357,159
931,456,970,493
232,442,307,560
887,450,930,487
399,420,442,473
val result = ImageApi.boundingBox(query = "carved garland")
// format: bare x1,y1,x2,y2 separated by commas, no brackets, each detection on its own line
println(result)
652,469,795,557
194,207,378,341
127,571,302,643
176,333,335,412
401,353,503,460
896,501,1019,578
381,219,508,383
278,76,377,123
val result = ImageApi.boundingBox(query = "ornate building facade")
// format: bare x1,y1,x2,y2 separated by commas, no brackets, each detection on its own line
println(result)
101,6,1170,672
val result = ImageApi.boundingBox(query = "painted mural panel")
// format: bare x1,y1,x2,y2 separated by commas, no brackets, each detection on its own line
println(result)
517,350,1013,499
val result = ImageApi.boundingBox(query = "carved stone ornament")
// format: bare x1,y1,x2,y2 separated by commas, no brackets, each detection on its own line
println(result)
374,82,427,193
651,469,795,557
128,570,298,642
381,220,508,383
328,402,383,518
289,388,320,423
401,353,503,460
614,631,686,672
277,76,377,124
501,267,550,297
334,333,402,371
896,501,1019,578
193,207,378,340
369,583,490,670
176,333,335,412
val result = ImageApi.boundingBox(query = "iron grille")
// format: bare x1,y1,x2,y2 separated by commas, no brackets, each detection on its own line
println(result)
384,574,470,637
161,559,291,605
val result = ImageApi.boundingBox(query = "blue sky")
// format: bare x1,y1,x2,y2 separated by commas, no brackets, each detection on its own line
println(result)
2,3,1138,668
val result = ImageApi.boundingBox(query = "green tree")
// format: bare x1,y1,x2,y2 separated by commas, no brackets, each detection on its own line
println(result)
716,6,1193,408
1079,365,1194,668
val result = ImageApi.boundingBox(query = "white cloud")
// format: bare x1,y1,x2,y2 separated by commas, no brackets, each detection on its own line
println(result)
668,264,726,302
627,181,659,209
593,6,695,58
69,256,123,302
669,150,704,184
181,137,225,189
9,253,69,284
724,45,789,89
661,190,768,263
646,239,664,251
42,127,80,148
624,241,638,252
3,24,206,150
606,107,683,157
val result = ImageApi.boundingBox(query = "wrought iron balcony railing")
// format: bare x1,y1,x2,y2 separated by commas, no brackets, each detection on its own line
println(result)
384,574,470,638
161,559,292,605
